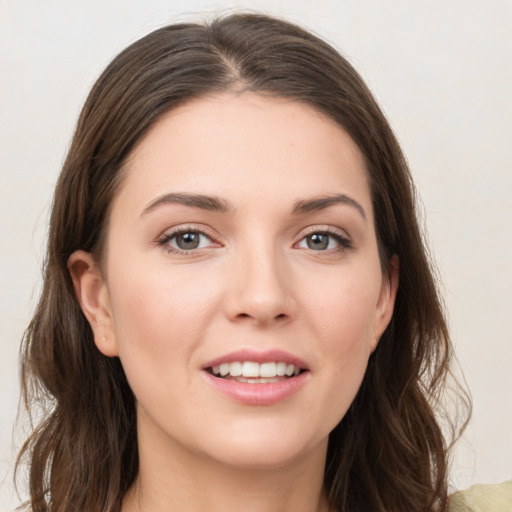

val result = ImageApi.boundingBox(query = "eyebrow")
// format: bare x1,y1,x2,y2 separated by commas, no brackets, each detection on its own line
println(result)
141,192,232,216
292,194,366,220
141,191,366,220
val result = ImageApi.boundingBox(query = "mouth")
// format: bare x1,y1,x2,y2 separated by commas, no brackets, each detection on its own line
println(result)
201,350,310,405
206,361,306,383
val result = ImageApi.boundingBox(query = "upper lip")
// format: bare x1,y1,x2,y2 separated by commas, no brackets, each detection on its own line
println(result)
202,349,309,370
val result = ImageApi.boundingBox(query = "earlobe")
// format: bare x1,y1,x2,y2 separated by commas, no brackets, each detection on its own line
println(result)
67,250,119,357
371,255,399,351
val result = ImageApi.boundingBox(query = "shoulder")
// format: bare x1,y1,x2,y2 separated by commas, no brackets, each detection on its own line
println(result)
448,481,512,511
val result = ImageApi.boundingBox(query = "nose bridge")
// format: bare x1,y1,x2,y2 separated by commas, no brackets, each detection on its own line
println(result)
225,231,295,324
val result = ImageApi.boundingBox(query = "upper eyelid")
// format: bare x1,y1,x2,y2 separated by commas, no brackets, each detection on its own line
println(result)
297,224,350,239
159,224,218,239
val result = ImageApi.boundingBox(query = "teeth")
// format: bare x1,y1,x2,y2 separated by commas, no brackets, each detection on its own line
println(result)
242,361,259,377
259,362,276,377
276,362,286,376
229,362,242,377
237,376,281,384
210,361,302,379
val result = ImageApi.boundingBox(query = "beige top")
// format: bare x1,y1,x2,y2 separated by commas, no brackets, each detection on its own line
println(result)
449,481,512,511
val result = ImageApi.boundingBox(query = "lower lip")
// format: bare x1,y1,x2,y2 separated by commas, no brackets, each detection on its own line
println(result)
202,371,309,406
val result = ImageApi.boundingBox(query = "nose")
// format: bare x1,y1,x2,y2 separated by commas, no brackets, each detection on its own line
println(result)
223,242,297,326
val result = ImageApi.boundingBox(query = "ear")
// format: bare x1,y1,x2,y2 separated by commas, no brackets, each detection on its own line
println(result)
68,250,119,357
371,254,399,352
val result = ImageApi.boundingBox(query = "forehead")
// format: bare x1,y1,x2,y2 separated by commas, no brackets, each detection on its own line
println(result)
116,92,372,217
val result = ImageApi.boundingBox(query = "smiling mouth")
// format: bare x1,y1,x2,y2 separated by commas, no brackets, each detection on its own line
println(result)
206,361,306,383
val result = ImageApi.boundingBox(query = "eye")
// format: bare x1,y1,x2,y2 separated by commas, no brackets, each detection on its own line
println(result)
159,229,216,253
296,230,351,251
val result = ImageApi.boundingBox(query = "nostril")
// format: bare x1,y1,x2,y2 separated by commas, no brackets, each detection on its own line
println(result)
234,312,288,322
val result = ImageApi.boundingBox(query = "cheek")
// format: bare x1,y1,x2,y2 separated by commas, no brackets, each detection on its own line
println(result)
105,263,226,433
106,261,221,374
300,268,381,422
303,268,380,349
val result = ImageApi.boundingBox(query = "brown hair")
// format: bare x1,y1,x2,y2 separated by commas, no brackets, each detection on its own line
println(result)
16,12,470,512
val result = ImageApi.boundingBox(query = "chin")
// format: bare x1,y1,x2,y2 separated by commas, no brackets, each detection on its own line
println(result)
194,419,330,471
208,443,317,471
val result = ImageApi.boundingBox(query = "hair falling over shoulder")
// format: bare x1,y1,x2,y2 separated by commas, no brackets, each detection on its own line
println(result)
16,12,471,512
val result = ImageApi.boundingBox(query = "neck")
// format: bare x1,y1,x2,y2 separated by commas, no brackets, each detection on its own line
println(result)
122,416,332,512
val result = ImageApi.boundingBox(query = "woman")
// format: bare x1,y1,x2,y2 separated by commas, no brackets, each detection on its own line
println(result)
17,12,474,512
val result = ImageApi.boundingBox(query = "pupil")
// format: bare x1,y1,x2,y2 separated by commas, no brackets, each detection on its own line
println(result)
308,233,328,250
177,232,200,250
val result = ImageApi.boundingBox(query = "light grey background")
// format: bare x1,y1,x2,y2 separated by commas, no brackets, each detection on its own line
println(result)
1,0,511,509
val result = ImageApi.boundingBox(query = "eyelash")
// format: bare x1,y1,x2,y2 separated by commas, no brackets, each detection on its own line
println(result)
157,226,219,255
296,227,353,253
157,226,352,255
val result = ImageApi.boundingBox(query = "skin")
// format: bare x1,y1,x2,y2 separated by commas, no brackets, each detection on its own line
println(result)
69,92,398,512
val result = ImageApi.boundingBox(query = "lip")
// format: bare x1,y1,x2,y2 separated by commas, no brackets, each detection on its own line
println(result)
202,370,309,406
202,349,309,370
201,349,310,406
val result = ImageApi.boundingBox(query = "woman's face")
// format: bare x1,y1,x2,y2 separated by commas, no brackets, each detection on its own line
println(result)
72,92,397,471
